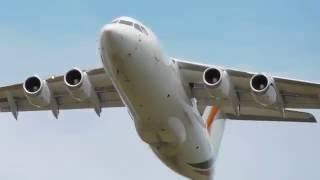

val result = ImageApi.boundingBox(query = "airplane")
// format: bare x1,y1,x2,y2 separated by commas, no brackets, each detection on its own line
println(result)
0,16,318,180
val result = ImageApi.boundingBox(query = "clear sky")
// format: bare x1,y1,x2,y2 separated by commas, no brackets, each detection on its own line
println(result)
0,0,319,180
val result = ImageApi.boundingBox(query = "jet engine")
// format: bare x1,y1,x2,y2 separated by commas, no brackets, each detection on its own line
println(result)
23,76,52,107
203,67,230,100
250,74,277,107
64,68,96,101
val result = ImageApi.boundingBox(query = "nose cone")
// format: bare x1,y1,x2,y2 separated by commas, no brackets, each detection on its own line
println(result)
100,24,129,57
100,25,120,52
100,23,136,63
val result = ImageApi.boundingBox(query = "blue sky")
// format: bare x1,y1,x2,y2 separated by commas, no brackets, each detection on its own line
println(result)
0,0,319,179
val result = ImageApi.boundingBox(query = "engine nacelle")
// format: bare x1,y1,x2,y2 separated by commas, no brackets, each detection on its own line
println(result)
23,76,52,107
250,74,278,107
64,68,95,101
203,67,230,100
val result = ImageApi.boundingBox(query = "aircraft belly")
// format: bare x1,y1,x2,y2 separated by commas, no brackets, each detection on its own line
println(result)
117,55,214,179
116,52,181,144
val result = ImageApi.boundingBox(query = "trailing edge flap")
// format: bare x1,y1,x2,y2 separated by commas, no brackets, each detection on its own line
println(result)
224,109,316,123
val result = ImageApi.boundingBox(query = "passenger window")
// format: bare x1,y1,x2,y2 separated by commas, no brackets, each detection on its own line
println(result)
140,26,149,35
119,20,133,26
134,24,143,33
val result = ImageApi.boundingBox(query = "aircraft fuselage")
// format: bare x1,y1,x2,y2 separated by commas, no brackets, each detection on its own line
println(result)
99,17,214,179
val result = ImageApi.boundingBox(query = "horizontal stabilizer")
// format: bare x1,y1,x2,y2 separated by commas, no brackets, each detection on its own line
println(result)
224,109,316,123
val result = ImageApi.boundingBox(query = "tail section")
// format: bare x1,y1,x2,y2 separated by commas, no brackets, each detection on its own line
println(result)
202,106,226,159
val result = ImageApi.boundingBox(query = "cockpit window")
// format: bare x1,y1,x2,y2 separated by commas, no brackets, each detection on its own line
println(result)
134,24,142,33
119,20,133,26
140,25,149,35
116,20,149,36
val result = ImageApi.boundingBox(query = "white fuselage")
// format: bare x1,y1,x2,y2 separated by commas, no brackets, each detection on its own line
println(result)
99,18,214,180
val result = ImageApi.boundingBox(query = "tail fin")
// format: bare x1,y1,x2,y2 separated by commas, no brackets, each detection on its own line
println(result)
202,106,226,159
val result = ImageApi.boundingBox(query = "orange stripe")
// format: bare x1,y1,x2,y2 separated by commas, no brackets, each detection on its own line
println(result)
194,169,211,176
206,107,219,133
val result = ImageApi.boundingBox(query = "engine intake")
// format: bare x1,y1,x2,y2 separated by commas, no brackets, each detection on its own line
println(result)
24,76,42,94
203,68,222,87
250,74,277,106
202,67,231,103
64,68,96,102
250,74,270,93
23,76,52,107
65,69,83,88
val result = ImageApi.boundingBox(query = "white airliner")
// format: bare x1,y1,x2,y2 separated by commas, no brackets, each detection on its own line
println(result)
1,16,318,180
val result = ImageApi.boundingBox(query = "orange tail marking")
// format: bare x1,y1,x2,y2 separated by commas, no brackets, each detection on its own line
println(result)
206,107,220,133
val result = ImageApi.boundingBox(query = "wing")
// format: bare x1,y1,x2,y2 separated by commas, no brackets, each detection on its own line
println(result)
175,58,319,123
0,67,123,119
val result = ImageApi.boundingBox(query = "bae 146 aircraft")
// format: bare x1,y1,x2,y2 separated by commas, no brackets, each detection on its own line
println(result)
0,16,318,180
